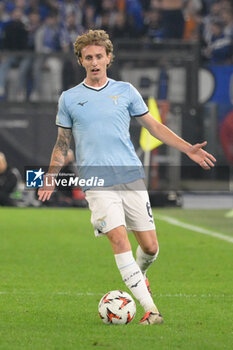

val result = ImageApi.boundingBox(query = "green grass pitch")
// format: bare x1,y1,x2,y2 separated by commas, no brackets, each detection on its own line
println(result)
0,207,232,350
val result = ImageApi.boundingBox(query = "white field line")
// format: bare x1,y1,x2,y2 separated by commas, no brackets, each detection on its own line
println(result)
0,291,232,298
156,214,233,244
0,291,102,296
225,209,233,218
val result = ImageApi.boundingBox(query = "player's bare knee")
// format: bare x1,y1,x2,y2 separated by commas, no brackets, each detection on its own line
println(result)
143,241,159,256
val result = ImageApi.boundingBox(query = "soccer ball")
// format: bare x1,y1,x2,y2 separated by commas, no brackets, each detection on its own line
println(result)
98,290,136,325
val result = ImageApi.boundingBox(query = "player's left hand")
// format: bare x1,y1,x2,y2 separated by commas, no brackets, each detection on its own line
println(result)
186,141,216,170
38,173,56,201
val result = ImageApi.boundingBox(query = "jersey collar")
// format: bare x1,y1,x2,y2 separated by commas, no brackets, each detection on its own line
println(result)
82,79,109,91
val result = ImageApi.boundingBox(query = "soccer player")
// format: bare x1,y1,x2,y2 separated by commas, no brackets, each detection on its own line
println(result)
38,30,216,325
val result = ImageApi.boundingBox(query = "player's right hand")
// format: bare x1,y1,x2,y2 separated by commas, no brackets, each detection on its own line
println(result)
38,173,56,202
186,141,216,170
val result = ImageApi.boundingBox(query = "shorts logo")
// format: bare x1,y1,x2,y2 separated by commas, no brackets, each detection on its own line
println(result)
101,221,106,228
95,218,107,232
146,201,153,218
26,168,44,188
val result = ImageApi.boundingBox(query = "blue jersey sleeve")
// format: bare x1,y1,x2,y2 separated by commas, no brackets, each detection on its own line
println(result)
128,84,148,117
56,92,72,128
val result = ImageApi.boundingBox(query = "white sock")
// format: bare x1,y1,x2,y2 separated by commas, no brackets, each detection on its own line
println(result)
136,245,159,278
114,251,158,312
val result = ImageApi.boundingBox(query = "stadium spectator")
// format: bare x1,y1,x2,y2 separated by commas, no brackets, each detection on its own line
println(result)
0,7,31,100
220,8,233,39
201,0,222,45
81,3,97,30
60,13,85,90
160,0,185,39
12,9,41,101
14,0,30,17
96,9,112,33
202,18,232,63
1,0,15,17
0,0,12,21
111,10,136,40
29,12,62,101
202,0,218,13
100,0,117,12
143,7,163,40
183,0,202,41
126,0,144,35
38,29,216,325
221,0,233,11
97,0,117,28
27,10,41,51
36,0,59,21
58,0,83,26
60,13,84,53
0,152,21,206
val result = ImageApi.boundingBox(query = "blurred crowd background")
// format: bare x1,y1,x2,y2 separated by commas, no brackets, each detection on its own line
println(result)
0,0,233,101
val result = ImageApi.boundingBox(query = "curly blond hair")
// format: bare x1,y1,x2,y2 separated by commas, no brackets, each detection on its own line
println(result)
73,29,114,67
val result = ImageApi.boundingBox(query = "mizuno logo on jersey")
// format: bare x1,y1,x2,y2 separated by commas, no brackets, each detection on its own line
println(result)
109,95,121,105
78,101,88,106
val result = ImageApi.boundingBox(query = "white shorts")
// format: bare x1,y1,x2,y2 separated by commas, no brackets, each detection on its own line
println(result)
85,179,156,237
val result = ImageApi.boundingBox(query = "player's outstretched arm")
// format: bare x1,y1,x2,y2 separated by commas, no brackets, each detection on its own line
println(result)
38,127,72,202
137,113,216,170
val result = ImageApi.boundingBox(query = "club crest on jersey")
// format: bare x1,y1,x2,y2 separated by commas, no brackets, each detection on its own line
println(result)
109,95,121,105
